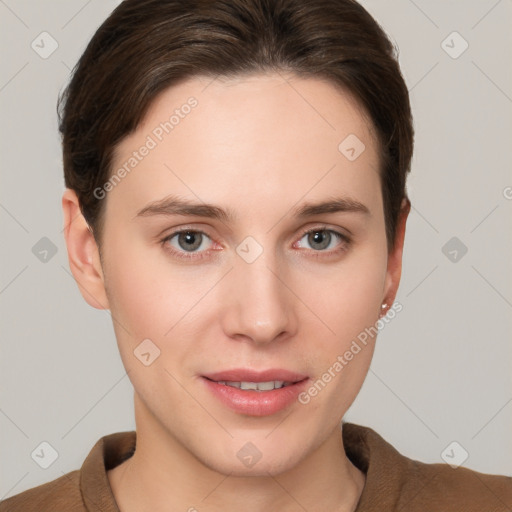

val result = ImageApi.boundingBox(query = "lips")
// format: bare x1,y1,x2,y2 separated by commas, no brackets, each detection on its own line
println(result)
201,368,309,416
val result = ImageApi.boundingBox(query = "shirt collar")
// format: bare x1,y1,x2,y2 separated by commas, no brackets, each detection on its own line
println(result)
342,421,412,511
80,430,135,511
79,422,410,511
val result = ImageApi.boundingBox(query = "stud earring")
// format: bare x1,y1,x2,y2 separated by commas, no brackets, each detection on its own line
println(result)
379,303,388,318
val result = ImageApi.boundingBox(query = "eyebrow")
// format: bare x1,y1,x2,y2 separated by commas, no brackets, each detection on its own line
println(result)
134,194,370,222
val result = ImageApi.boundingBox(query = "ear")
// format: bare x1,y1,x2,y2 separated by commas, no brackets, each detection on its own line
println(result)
62,188,110,310
382,197,411,308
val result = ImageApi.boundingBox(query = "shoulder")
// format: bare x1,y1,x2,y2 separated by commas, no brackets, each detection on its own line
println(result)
0,470,84,512
343,422,512,511
0,430,135,512
407,458,512,510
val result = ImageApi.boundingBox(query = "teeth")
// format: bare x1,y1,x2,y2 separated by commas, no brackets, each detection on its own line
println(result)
240,381,259,390
218,380,288,391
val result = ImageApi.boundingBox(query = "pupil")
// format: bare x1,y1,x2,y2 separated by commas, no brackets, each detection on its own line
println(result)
309,230,330,250
179,231,201,251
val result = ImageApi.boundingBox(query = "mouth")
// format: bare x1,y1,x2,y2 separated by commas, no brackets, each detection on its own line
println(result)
201,369,309,416
206,379,294,391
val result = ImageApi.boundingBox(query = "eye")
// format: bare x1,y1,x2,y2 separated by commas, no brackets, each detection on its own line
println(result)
162,229,214,259
295,227,350,254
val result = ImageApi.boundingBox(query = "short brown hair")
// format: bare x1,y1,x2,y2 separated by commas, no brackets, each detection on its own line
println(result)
58,0,414,252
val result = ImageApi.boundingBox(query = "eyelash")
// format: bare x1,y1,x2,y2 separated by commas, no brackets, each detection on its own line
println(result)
160,225,351,261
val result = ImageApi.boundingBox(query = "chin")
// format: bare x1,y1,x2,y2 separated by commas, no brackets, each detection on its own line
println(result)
192,435,309,478
204,452,302,478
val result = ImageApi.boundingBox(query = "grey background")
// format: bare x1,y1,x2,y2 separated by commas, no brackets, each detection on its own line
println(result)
1,0,511,499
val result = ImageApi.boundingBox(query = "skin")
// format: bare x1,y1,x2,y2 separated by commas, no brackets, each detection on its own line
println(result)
62,72,410,512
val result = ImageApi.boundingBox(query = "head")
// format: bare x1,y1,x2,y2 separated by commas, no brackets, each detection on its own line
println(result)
60,0,413,476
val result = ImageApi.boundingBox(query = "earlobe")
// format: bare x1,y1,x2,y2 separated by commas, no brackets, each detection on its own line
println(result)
382,197,411,310
61,188,110,310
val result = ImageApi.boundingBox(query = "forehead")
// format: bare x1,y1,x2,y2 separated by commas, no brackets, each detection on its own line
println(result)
106,73,382,221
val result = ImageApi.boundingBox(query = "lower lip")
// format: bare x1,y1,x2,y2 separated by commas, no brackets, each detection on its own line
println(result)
202,377,309,416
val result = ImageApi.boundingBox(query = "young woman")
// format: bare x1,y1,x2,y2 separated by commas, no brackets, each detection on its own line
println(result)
1,0,510,510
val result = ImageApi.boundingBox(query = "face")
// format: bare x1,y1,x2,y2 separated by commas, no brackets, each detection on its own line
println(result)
67,73,406,476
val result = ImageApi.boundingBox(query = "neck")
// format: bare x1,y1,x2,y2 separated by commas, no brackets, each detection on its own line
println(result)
108,395,366,512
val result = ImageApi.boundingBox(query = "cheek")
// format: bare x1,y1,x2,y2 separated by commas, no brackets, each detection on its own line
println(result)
297,242,388,345
102,233,219,360
101,232,183,345
293,241,387,409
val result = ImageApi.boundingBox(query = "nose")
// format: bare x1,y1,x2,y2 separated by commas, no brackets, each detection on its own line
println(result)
220,245,298,346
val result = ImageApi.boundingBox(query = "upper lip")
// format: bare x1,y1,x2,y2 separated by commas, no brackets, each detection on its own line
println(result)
203,368,309,383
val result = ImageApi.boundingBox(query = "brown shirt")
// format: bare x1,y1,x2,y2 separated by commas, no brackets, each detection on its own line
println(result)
1,422,511,511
